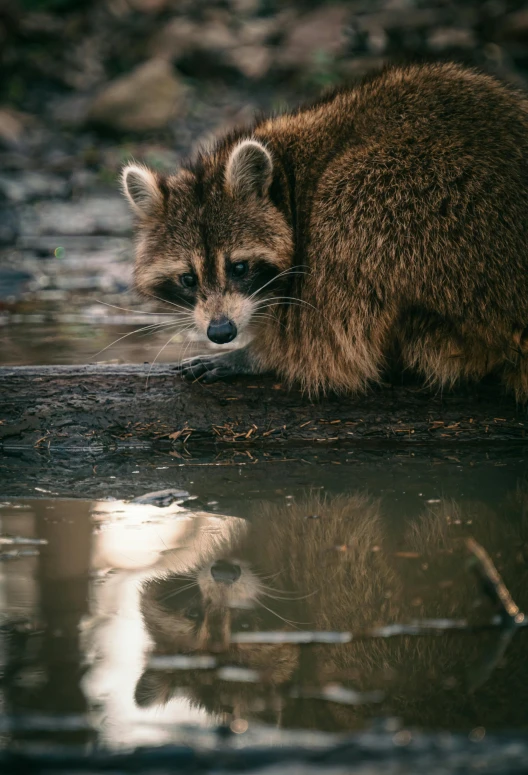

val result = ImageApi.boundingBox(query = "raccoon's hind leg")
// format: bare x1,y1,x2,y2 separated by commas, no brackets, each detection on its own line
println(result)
174,345,262,384
397,309,497,390
500,327,528,402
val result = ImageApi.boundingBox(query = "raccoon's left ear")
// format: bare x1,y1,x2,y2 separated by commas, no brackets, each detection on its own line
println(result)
225,139,273,198
122,163,164,217
135,669,171,708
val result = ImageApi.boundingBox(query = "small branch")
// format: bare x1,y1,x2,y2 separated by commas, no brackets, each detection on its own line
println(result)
228,616,528,645
465,537,524,625
465,537,525,691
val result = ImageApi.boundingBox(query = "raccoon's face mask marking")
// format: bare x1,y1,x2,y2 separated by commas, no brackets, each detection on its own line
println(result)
136,545,303,716
122,140,294,345
140,557,266,655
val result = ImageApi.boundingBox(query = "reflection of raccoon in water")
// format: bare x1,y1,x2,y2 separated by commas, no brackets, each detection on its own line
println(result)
137,494,528,732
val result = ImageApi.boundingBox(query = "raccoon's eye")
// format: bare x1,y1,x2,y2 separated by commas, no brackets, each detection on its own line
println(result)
185,606,202,621
231,261,248,279
233,615,252,631
181,273,197,289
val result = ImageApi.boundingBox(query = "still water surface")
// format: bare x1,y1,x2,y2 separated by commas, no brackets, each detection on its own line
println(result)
0,318,204,366
1,448,527,751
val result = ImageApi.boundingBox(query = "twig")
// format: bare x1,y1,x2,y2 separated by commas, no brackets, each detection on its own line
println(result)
465,537,525,691
465,537,524,624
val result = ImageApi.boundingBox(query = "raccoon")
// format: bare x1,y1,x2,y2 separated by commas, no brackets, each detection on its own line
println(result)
135,493,528,731
122,63,528,397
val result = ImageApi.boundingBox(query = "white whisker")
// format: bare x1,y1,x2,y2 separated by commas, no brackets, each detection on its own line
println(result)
95,299,179,317
143,290,195,315
91,320,183,359
250,313,280,324
137,320,193,340
158,581,198,605
177,327,208,380
248,265,310,301
261,588,320,602
146,324,196,388
255,296,319,312
258,566,342,602
257,600,306,629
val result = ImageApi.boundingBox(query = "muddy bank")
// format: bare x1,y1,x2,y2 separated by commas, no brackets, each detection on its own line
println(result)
0,363,526,450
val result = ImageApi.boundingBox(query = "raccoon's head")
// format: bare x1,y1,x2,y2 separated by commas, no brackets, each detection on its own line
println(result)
136,555,299,714
139,554,298,655
134,495,397,716
122,139,294,345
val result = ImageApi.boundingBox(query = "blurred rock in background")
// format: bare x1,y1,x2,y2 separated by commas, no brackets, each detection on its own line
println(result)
2,0,528,362
87,58,187,132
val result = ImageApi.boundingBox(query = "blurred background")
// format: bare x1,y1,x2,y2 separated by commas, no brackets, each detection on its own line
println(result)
2,0,528,365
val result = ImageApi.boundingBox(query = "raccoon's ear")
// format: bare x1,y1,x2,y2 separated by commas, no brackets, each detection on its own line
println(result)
134,669,170,708
225,139,273,198
122,163,163,217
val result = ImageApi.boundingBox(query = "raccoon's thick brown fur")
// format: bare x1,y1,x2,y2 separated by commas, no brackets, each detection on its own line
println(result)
123,63,528,397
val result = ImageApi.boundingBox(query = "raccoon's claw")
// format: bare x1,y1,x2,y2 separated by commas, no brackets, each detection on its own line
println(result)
201,364,239,383
174,348,258,383
176,355,236,383
174,355,216,381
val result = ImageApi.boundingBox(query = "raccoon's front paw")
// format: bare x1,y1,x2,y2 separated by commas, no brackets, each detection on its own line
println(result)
174,347,258,384
175,354,236,383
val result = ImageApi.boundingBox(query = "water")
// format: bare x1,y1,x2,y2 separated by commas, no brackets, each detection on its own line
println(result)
1,446,527,752
0,318,206,367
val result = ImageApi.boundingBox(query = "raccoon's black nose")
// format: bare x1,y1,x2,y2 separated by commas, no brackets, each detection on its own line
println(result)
210,560,241,585
207,317,237,344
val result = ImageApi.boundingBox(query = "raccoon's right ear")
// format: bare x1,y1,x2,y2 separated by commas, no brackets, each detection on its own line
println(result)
225,139,273,198
134,669,170,708
122,163,164,217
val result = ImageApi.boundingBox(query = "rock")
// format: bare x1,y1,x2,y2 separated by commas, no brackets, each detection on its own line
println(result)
19,196,132,237
132,489,191,507
149,18,199,61
151,15,278,79
366,26,388,56
151,17,238,62
87,59,186,132
230,0,260,15
238,18,279,46
229,45,272,79
0,108,30,149
196,18,239,53
0,172,70,204
428,27,476,51
50,94,92,128
277,5,350,70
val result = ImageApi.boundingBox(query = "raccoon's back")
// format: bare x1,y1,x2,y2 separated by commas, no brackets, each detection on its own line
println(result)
259,63,528,203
